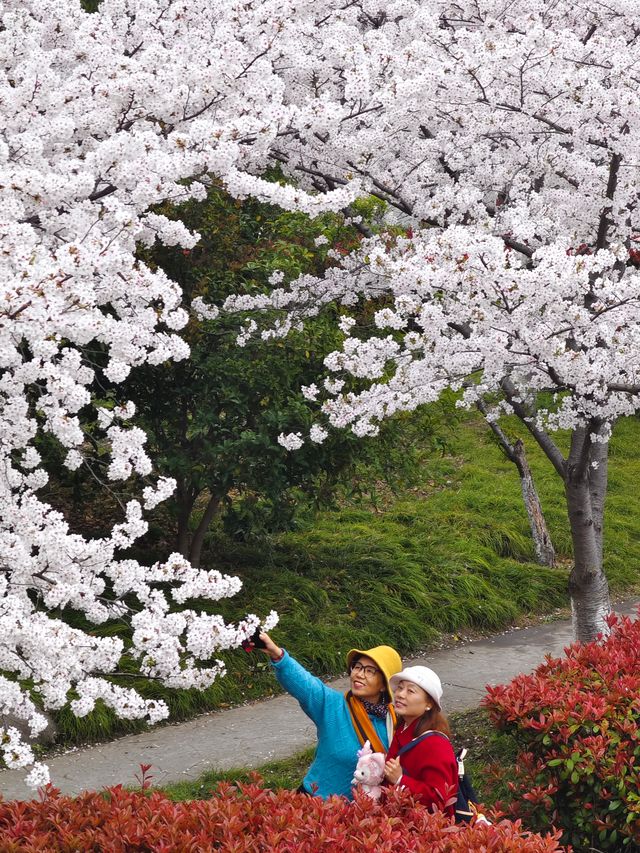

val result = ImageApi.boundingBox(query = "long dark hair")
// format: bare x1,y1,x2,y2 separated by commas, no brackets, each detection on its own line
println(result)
397,696,451,738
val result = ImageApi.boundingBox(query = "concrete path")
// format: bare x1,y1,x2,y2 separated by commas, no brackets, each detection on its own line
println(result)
1,599,637,801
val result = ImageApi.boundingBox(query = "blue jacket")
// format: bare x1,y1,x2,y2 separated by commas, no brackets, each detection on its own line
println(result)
272,650,392,799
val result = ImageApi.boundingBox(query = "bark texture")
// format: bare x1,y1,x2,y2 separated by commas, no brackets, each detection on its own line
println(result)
480,406,555,567
485,387,612,643
174,480,222,567
188,493,221,568
512,439,556,568
175,479,197,559
565,427,611,643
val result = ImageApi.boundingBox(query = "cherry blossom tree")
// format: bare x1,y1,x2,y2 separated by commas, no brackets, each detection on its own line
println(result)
2,0,637,787
0,0,315,785
221,0,640,643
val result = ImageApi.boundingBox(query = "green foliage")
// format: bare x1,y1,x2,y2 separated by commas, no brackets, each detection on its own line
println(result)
160,747,316,801
43,183,420,561
118,185,405,556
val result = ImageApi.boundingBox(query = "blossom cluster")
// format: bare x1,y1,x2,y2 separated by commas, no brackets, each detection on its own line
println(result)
1,0,303,784
220,0,640,445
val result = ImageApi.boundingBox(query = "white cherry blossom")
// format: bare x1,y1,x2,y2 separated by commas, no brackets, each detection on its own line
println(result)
220,0,639,643
0,0,298,785
277,432,305,451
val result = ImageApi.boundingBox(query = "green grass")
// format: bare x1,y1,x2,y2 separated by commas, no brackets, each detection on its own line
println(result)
159,747,316,801
51,411,640,746
449,708,519,806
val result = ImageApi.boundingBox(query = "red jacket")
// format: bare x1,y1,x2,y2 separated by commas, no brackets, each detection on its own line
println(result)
386,720,458,815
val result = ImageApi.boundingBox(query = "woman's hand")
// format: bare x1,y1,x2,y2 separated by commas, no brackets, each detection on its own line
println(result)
384,758,402,785
259,632,283,661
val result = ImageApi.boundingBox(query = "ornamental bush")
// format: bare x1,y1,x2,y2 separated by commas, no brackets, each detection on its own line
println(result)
483,611,640,850
0,780,564,853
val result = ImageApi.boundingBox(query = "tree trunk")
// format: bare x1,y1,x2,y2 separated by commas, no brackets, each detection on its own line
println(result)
512,439,556,567
175,481,196,559
565,428,611,643
479,404,555,567
496,378,613,643
177,508,191,559
188,493,221,568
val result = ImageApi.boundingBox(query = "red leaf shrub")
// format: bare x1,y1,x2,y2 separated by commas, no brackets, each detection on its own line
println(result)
0,780,564,852
483,611,640,850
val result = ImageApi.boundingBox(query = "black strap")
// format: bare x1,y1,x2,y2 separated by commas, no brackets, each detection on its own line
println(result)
397,729,449,757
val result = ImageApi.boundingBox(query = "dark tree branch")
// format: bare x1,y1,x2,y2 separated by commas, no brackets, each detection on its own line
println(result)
596,152,622,250
567,422,595,483
503,235,534,258
608,382,640,393
476,399,517,463
89,184,117,202
446,323,566,476
4,300,33,321
500,376,567,478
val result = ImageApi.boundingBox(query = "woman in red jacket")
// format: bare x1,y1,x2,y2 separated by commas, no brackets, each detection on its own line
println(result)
384,666,458,816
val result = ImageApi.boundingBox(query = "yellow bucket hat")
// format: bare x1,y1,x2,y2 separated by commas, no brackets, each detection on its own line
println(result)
346,645,403,697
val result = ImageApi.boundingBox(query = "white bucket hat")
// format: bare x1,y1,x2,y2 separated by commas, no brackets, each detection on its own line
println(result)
389,666,443,708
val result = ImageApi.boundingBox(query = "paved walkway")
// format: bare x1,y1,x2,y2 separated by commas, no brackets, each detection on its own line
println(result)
1,599,637,800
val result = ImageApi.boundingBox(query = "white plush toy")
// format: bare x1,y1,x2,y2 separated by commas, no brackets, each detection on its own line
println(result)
352,740,386,800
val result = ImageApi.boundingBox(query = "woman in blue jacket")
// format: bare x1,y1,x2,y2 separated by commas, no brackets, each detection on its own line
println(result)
259,631,402,799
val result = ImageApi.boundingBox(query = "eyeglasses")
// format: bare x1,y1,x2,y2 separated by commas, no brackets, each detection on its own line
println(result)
350,662,381,678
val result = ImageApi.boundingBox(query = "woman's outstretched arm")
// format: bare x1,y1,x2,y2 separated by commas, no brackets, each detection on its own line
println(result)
259,632,335,722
